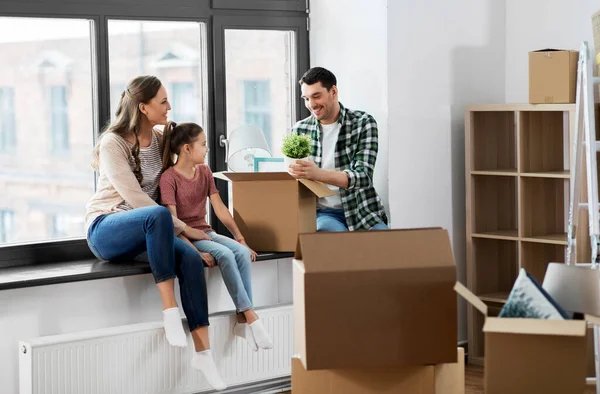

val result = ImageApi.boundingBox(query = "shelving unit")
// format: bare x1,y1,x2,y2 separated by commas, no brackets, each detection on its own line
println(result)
465,103,591,365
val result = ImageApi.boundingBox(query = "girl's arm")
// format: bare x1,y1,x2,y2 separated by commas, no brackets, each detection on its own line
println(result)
209,192,257,261
165,204,212,242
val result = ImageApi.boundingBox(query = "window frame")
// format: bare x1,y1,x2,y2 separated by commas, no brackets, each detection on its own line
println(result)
0,1,310,267
211,14,310,236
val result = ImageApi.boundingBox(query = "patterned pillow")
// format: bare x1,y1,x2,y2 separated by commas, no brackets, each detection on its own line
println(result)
498,268,571,319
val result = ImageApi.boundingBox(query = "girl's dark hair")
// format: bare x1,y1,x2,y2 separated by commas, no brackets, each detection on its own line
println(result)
92,75,163,183
162,121,205,170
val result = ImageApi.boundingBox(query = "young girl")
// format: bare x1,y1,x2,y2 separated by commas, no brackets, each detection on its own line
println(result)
159,121,273,351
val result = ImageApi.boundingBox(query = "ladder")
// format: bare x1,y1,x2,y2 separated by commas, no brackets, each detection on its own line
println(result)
566,40,600,393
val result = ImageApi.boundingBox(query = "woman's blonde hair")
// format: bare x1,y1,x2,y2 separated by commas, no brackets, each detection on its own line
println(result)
92,75,163,183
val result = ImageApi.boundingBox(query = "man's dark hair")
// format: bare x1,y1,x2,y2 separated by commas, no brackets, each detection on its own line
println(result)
299,67,337,90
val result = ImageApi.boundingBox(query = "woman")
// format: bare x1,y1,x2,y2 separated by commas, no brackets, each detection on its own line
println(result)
85,75,226,391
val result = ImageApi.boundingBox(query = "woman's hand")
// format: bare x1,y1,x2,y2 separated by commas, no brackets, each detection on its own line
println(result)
200,252,217,268
240,239,258,262
183,227,212,241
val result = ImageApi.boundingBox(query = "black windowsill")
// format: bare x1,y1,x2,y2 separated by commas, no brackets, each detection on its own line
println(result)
0,252,294,291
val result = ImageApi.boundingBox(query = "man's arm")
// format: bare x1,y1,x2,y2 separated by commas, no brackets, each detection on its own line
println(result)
342,115,378,190
289,115,378,190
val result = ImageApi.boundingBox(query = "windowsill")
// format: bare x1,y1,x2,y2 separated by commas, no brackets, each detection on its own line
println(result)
0,252,294,291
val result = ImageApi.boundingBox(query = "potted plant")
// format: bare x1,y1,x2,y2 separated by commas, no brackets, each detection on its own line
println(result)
281,133,312,170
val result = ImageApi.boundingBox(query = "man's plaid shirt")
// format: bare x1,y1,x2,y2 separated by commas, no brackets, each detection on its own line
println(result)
291,102,388,231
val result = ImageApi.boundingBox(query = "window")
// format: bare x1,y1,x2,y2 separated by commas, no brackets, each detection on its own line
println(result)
224,29,295,158
110,83,125,119
48,85,69,154
108,21,207,129
170,82,198,123
0,210,14,243
0,17,95,249
0,5,309,264
0,87,15,152
243,80,272,150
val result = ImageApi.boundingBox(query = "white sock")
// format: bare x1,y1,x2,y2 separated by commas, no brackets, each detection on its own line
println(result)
192,350,227,391
249,319,273,350
234,323,258,352
162,307,188,347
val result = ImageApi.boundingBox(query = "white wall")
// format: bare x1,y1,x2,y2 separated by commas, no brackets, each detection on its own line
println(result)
308,0,390,217
388,1,507,342
506,0,600,102
0,259,293,394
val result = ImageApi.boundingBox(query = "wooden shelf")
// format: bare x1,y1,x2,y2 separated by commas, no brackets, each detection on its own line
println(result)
466,104,575,112
521,233,568,245
472,230,518,241
520,171,570,179
471,169,518,176
465,104,577,362
478,292,510,304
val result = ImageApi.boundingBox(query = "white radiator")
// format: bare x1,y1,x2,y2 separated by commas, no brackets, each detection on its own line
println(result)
19,305,293,394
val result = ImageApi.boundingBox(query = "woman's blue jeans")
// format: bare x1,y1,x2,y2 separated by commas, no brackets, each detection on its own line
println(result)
87,206,209,330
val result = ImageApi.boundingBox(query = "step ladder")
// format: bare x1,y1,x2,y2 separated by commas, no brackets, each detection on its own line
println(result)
565,40,600,393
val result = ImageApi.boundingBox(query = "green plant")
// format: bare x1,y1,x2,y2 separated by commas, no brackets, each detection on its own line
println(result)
282,133,311,159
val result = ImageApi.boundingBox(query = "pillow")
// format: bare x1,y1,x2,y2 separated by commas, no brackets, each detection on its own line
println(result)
498,268,570,319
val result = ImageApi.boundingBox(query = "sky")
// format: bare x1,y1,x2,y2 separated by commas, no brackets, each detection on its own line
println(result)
0,17,198,43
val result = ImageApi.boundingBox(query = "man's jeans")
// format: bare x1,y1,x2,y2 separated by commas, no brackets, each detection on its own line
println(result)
316,208,388,232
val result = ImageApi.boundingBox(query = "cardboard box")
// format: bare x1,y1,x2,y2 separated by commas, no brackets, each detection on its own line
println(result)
291,347,465,394
213,172,333,252
455,282,587,394
529,48,578,104
294,228,458,370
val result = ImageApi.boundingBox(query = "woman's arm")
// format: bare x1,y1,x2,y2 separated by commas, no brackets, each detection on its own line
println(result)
100,135,188,234
165,205,211,241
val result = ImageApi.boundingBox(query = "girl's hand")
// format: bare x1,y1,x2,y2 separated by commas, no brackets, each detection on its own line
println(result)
200,252,217,267
240,240,258,262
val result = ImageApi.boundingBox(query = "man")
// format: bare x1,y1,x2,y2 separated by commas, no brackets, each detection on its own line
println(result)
289,67,388,232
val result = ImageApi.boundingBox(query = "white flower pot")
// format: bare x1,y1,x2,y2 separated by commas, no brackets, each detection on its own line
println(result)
284,156,310,174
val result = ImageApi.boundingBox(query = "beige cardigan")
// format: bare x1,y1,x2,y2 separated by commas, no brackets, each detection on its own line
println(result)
85,129,187,235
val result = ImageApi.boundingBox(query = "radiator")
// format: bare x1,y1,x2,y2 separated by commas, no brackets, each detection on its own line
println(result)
19,305,293,394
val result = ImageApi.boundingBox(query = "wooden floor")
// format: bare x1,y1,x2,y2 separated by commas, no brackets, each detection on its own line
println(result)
283,364,484,393
465,363,484,393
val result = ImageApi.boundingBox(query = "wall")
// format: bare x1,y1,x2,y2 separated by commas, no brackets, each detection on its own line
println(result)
308,0,390,217
0,259,293,394
387,0,507,342
505,0,600,102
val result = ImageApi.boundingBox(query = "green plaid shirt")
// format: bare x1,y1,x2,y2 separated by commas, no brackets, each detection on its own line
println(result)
292,102,388,231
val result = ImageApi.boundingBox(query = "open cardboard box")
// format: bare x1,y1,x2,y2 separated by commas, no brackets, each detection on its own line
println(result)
455,282,587,394
294,228,458,371
291,347,465,394
213,172,333,252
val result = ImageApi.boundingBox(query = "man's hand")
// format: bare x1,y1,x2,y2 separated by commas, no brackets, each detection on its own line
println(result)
289,160,322,181
201,252,217,268
183,227,212,241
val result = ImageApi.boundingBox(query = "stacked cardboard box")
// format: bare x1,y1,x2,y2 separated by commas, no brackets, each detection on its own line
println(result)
292,228,464,393
529,48,578,104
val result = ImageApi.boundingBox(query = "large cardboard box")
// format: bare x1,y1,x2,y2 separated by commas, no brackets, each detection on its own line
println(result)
294,228,458,371
529,48,578,104
455,282,587,394
291,348,465,394
213,172,333,252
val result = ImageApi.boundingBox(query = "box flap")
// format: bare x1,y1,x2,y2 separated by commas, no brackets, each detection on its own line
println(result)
298,179,336,198
483,317,586,337
212,171,294,182
531,48,566,53
297,228,455,273
454,282,488,316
